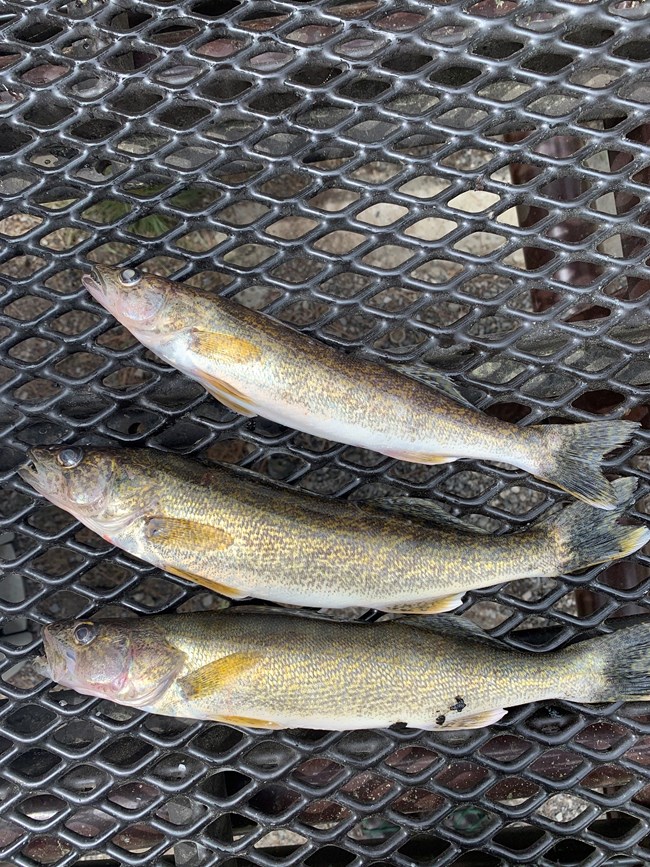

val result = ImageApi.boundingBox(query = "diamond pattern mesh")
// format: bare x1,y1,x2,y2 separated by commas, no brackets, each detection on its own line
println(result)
1,0,650,864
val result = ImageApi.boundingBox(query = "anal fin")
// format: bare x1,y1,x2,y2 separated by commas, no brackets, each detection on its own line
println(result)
424,708,506,730
179,652,261,700
384,592,465,615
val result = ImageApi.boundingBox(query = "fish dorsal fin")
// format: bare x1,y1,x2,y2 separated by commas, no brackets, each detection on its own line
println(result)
215,462,324,500
223,605,355,623
369,497,487,534
383,360,477,410
402,614,500,646
178,652,261,700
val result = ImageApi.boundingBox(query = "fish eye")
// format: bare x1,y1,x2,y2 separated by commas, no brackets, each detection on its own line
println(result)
120,268,141,287
57,447,84,469
73,622,97,646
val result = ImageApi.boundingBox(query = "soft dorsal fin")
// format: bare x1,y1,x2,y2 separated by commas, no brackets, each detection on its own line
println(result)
368,497,487,534
401,613,501,646
382,359,477,410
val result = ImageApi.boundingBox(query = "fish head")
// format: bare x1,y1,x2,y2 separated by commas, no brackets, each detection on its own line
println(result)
82,265,175,337
40,618,185,707
18,446,144,529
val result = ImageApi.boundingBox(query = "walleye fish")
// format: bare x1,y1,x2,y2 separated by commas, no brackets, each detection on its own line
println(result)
35,609,650,731
19,446,649,614
82,264,639,510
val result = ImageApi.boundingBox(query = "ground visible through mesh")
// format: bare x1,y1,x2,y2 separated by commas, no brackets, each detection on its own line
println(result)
0,1,650,865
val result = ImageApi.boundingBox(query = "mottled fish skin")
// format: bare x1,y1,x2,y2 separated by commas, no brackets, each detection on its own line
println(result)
38,610,650,731
19,447,649,613
81,265,639,509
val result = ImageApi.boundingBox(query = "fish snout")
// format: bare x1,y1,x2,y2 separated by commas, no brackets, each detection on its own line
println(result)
41,625,79,685
18,447,50,486
32,653,52,680
82,266,109,302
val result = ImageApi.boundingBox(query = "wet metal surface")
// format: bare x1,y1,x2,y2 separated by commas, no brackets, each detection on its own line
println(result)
0,0,650,864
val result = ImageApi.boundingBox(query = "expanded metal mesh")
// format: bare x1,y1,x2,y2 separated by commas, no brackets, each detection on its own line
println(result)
1,0,650,864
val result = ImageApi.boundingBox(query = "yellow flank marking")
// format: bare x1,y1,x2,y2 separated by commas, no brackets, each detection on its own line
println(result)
385,592,465,615
385,449,458,465
200,371,257,417
164,565,246,599
145,516,234,551
217,715,283,730
179,652,261,700
191,329,261,363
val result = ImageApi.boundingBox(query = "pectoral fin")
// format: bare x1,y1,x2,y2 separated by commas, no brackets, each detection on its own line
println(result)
200,371,258,417
384,592,465,615
191,329,261,364
145,516,234,551
179,652,262,700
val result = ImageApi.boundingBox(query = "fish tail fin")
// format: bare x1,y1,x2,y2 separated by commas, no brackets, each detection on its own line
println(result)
546,477,649,573
531,420,639,509
570,623,650,703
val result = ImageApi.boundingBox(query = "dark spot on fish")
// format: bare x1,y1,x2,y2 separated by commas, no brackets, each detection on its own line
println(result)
449,695,466,713
436,714,446,726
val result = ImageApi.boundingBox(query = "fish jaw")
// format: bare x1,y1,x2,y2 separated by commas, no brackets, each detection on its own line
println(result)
82,271,108,307
32,654,52,679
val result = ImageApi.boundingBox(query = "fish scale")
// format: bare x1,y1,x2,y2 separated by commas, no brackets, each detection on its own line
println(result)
19,447,650,613
37,610,650,732
82,265,641,510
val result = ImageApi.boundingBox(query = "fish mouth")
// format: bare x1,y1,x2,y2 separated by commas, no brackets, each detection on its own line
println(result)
17,450,47,492
32,653,52,680
82,268,107,303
